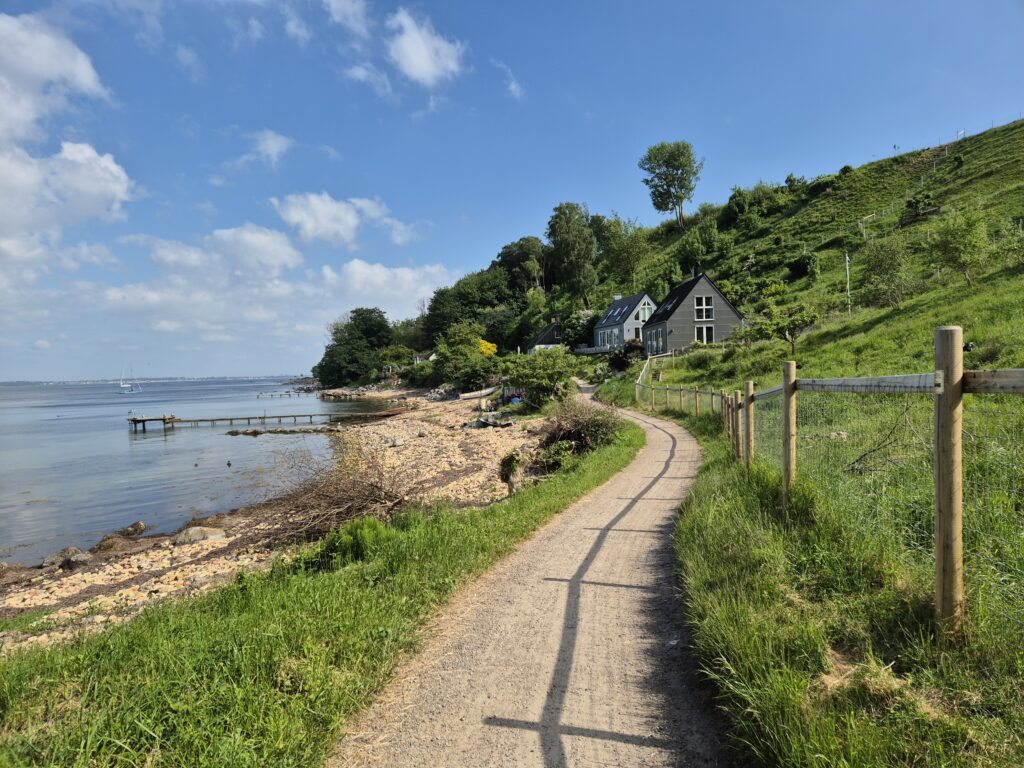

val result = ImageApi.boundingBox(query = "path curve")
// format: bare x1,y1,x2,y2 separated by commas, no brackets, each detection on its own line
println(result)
330,403,727,767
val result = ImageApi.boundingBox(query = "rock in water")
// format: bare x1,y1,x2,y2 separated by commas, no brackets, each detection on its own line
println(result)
117,520,146,537
172,526,226,546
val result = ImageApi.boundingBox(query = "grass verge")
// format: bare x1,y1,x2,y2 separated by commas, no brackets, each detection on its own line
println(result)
0,422,644,767
669,411,1022,767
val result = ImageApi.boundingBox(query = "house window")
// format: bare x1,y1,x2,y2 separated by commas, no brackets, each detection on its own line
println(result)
695,325,714,344
634,311,640,321
634,327,641,340
640,304,652,322
695,295,714,321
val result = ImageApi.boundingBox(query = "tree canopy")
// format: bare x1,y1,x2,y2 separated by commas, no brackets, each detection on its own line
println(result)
638,141,704,228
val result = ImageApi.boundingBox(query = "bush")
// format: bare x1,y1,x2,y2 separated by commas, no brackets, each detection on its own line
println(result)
536,440,575,472
500,348,579,407
404,360,438,387
609,338,645,371
545,399,624,452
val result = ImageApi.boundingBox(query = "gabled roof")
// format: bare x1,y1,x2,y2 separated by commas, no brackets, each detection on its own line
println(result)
593,292,652,329
530,321,561,348
645,273,743,325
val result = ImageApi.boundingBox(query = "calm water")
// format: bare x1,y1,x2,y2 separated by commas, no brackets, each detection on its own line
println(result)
0,379,377,566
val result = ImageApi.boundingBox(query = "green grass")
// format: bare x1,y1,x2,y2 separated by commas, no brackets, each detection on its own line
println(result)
665,412,1023,767
606,391,1015,768
0,422,644,767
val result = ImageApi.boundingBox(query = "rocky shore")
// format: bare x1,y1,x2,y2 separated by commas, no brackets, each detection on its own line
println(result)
0,392,541,653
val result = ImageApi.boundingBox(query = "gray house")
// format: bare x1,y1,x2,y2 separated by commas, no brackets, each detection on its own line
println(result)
642,273,742,355
592,292,656,350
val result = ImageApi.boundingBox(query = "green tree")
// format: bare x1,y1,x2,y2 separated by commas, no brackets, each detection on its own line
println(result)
601,214,651,291
546,202,598,308
493,236,547,294
931,208,990,287
346,307,392,348
500,348,579,408
744,296,819,356
433,321,499,390
859,235,916,309
312,307,392,387
638,141,704,227
993,217,1024,265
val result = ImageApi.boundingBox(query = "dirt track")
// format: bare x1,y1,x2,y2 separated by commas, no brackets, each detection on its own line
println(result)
331,402,729,767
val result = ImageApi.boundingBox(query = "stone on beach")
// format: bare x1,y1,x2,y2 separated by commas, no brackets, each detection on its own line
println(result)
172,526,225,546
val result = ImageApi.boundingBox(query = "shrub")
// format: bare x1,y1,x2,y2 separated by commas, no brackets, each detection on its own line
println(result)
404,359,438,387
839,164,854,176
609,338,645,371
545,398,623,452
500,348,579,407
536,440,575,471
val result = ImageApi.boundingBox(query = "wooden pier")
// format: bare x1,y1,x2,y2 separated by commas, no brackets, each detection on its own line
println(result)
127,407,408,432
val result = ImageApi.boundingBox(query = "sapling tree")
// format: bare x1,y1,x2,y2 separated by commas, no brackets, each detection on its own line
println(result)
931,208,990,287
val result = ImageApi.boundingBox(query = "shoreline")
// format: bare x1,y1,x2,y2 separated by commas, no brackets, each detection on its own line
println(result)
0,390,542,653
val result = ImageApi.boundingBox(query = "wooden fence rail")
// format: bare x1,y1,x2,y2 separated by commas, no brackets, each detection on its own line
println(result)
631,326,1024,639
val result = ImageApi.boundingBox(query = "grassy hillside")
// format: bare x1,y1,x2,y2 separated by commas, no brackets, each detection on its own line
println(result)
636,118,1024,319
594,120,1024,767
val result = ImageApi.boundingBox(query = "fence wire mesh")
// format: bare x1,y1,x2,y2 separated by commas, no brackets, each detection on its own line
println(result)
795,389,935,566
753,393,783,473
962,393,1024,633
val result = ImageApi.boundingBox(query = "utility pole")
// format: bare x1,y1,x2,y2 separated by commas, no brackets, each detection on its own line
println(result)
845,252,852,315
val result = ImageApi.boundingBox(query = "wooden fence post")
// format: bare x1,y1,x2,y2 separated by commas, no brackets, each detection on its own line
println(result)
733,389,743,460
694,388,700,416
782,361,797,509
721,390,728,433
935,326,964,636
650,384,655,410
744,381,755,470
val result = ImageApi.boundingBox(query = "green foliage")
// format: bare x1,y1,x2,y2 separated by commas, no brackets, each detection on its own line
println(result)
930,207,990,286
433,320,498,390
312,307,394,387
378,344,414,370
638,140,705,227
500,348,579,407
858,234,917,308
744,290,820,355
993,217,1024,265
404,359,438,387
493,236,547,294
546,202,599,308
600,214,652,291
608,338,645,371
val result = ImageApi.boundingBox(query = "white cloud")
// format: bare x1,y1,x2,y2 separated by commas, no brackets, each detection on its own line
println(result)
235,129,294,169
206,222,303,277
344,62,393,99
272,192,414,249
34,338,52,350
323,0,369,37
385,8,465,89
282,5,311,45
174,45,204,82
153,319,183,332
246,17,264,42
208,174,227,187
491,59,524,100
0,13,107,144
324,258,452,301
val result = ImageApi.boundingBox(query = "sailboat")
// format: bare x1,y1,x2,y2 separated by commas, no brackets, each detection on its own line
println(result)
119,368,142,394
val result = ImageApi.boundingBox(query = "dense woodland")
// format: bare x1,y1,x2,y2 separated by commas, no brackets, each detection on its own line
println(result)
314,122,1024,389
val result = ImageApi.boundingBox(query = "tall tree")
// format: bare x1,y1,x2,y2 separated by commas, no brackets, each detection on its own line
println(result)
601,214,651,292
546,202,598,309
638,141,704,227
493,236,546,294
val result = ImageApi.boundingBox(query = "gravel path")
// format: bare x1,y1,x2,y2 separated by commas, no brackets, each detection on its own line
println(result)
331,404,728,767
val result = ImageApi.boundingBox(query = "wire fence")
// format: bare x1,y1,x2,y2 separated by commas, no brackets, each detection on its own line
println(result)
795,390,935,567
962,394,1024,634
634,326,1024,636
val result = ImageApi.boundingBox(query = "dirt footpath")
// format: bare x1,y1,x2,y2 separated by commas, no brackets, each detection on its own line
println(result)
331,404,729,767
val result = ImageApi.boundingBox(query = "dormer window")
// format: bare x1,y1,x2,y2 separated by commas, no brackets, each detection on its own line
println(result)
695,295,714,321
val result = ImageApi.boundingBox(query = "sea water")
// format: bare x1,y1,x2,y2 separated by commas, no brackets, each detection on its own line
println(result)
0,379,377,566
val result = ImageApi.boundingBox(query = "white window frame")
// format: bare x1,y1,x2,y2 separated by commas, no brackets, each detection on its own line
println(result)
695,324,714,344
694,295,714,321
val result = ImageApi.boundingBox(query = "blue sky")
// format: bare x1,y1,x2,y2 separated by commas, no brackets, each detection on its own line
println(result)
1,0,1022,380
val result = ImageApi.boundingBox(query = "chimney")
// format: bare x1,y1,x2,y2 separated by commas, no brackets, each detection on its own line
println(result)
691,266,697,279
612,293,622,301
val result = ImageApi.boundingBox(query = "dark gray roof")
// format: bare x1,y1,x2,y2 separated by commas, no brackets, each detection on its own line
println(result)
594,292,651,329
645,273,743,325
530,321,562,347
